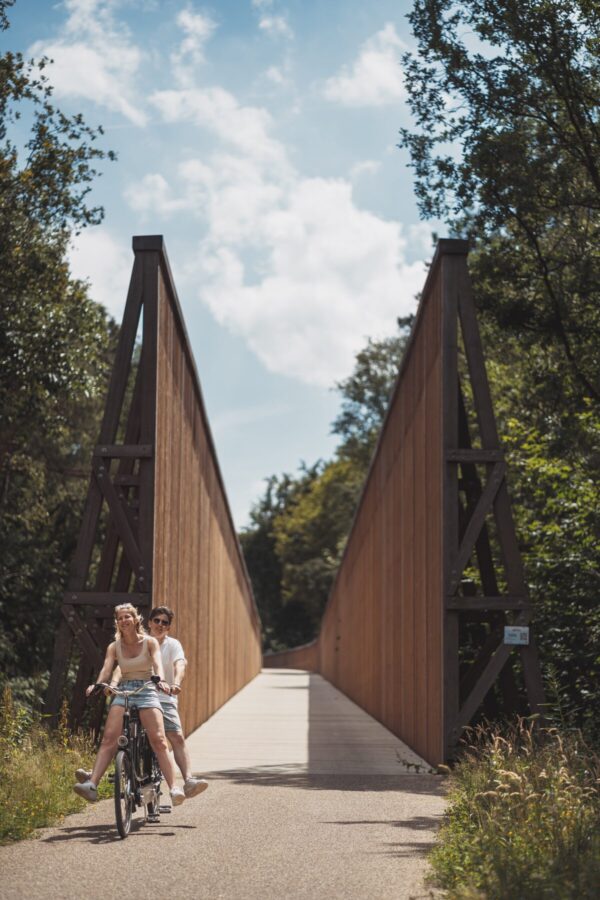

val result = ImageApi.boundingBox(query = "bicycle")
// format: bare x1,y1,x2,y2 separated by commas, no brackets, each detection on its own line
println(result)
92,676,169,838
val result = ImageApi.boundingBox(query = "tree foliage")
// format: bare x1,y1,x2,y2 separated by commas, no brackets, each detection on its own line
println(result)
244,0,600,734
332,317,413,467
241,328,410,651
0,2,115,697
399,0,600,734
400,0,600,406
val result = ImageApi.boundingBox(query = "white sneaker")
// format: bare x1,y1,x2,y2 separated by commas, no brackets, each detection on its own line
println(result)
184,777,209,799
170,787,185,807
74,780,98,802
75,768,92,784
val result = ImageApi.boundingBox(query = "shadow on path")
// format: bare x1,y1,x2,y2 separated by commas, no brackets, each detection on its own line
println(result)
202,771,444,796
40,820,197,845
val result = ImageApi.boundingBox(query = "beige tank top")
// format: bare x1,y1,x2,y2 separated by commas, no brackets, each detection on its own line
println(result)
115,635,153,681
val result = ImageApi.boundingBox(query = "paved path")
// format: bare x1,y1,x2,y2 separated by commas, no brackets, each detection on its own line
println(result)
0,670,445,900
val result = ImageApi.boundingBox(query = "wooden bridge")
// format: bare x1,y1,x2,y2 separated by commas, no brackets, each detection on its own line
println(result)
46,236,544,767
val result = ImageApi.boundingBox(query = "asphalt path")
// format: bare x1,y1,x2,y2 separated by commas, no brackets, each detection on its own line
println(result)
0,671,446,900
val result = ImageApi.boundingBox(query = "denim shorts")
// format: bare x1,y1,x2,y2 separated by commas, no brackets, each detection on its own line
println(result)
110,679,162,711
160,698,183,732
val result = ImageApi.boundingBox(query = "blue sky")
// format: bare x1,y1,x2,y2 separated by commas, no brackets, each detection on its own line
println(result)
8,0,436,527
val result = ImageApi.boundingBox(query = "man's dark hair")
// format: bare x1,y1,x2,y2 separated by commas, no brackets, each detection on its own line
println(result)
149,605,174,624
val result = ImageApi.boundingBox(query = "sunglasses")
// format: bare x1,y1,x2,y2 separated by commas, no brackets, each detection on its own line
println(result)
152,617,170,627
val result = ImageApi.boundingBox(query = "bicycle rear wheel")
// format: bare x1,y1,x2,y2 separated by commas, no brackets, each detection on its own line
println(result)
114,750,133,838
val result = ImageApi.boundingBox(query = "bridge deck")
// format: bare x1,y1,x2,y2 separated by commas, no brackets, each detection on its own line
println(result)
0,670,446,900
188,668,431,775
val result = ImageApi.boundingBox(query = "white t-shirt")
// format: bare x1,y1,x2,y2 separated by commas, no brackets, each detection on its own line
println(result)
159,636,186,704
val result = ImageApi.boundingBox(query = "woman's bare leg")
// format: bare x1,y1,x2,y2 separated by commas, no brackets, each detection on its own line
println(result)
139,708,177,789
90,706,125,785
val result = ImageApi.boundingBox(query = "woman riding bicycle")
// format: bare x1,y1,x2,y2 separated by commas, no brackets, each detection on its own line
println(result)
73,603,187,806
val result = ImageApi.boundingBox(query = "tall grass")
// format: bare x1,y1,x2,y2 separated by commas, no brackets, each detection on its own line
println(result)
431,719,600,899
0,686,108,843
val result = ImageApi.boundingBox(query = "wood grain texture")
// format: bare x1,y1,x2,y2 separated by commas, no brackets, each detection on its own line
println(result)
152,253,262,736
317,247,446,767
263,641,320,672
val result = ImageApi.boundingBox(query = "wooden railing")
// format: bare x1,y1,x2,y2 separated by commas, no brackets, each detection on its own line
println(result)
263,640,320,672
46,236,262,734
266,240,544,765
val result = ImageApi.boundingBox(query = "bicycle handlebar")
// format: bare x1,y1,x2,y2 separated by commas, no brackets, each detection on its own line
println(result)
91,675,167,697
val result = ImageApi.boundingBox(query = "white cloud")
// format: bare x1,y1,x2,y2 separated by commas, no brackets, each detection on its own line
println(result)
171,8,217,86
212,402,291,434
130,84,424,387
405,223,436,261
350,159,381,178
150,87,289,168
124,173,195,218
195,177,422,386
264,65,288,85
69,228,133,319
259,15,293,39
323,23,407,107
29,0,145,125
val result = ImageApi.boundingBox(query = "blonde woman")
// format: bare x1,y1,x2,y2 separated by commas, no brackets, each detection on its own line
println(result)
73,604,186,806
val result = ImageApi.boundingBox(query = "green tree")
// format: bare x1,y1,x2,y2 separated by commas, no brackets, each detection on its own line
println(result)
240,474,299,651
332,319,413,467
400,0,600,406
485,339,600,737
400,0,600,734
242,326,412,650
0,1,115,697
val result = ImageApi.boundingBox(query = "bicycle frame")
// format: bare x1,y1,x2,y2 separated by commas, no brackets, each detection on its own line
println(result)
94,678,165,837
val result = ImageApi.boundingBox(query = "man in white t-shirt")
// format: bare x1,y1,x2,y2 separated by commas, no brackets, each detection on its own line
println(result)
147,606,208,799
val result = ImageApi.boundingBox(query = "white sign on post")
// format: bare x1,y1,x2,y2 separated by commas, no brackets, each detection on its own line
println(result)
504,626,530,646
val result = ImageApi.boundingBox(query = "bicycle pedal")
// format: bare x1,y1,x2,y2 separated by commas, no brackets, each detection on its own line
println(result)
107,774,115,784
158,805,172,814
147,815,160,823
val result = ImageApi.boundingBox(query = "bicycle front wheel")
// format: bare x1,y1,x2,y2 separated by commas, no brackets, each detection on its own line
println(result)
114,750,133,838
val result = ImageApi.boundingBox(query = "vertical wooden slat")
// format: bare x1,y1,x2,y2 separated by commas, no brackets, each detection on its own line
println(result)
152,241,261,736
45,257,144,720
442,250,462,759
48,235,261,728
315,244,448,765
283,239,542,763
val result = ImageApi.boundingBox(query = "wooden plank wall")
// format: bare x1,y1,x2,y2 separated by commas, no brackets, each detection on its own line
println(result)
319,254,444,766
263,640,320,672
153,255,262,736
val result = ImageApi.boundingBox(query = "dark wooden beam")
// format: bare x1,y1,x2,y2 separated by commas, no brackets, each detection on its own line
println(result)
93,444,152,458
92,461,144,580
442,250,463,757
446,449,504,462
137,247,159,595
447,596,530,610
63,591,150,605
62,605,104,670
448,461,505,595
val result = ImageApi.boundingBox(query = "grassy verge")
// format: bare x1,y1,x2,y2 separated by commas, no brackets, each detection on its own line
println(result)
430,719,600,899
0,687,110,843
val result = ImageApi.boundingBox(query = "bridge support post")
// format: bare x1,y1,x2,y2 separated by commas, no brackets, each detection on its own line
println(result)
45,240,159,724
441,242,546,756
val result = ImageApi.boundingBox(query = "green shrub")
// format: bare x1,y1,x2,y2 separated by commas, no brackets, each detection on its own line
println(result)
431,719,600,899
0,686,109,843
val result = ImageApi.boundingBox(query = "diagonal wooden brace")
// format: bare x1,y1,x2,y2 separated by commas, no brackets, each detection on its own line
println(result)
61,605,104,670
93,460,146,585
448,461,505,595
453,610,531,739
